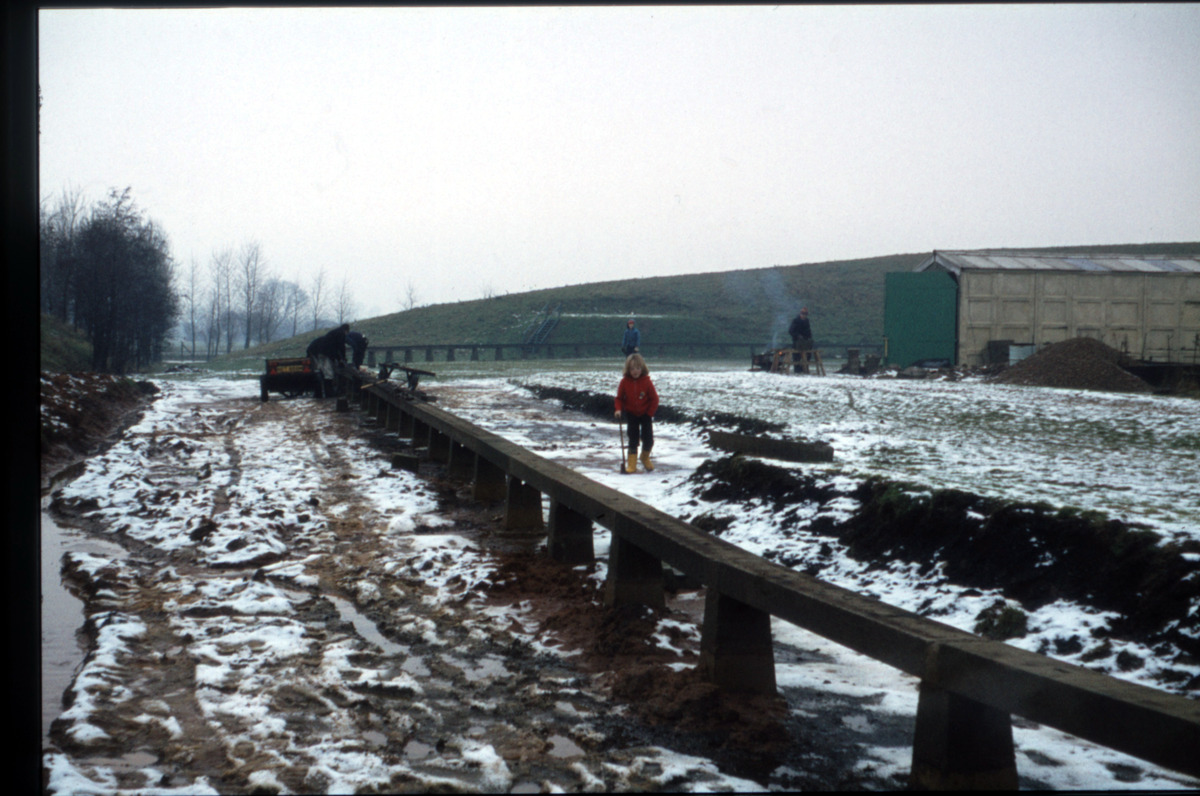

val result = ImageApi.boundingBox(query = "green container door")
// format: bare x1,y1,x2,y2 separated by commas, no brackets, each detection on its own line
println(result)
884,272,958,368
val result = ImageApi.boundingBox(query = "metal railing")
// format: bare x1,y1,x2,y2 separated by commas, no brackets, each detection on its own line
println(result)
364,342,885,364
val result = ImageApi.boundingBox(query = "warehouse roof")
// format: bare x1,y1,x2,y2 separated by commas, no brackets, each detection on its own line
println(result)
916,250,1200,276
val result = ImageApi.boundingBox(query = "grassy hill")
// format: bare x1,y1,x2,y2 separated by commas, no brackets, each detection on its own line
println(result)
240,252,928,365
63,241,1191,370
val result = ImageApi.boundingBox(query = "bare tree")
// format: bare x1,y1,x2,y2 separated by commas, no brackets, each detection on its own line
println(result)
285,280,309,338
181,256,201,358
254,278,282,345
334,272,357,324
402,278,419,311
309,267,328,331
237,241,266,349
39,186,87,321
208,248,234,355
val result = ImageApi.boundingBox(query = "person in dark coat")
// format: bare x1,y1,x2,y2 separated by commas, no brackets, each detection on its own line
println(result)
621,318,641,356
346,330,369,368
789,308,812,352
306,324,350,394
788,308,814,372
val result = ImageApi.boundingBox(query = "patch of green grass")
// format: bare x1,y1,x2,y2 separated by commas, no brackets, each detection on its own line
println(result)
40,313,93,372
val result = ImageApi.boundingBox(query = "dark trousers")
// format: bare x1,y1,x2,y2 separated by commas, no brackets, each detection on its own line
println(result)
626,414,653,453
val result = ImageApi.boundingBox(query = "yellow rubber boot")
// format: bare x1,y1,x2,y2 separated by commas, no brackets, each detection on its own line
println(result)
626,453,639,474
640,451,655,471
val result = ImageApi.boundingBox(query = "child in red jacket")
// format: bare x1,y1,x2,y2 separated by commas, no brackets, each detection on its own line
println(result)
614,353,659,472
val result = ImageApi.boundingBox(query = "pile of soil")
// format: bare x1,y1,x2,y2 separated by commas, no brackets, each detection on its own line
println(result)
840,478,1200,673
989,337,1152,393
40,371,160,491
689,454,1200,690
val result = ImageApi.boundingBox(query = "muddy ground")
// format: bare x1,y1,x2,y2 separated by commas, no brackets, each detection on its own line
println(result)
41,363,1200,792
40,372,910,793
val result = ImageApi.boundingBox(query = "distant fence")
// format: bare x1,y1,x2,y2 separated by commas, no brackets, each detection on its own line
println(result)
366,342,885,364
340,365,1200,790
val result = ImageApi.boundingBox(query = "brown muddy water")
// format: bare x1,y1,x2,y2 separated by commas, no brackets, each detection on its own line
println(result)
40,504,126,742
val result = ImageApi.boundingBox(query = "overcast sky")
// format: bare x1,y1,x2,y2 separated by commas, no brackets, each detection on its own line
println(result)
38,4,1200,317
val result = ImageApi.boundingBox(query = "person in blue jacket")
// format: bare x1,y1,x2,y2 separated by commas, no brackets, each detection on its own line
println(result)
621,317,641,356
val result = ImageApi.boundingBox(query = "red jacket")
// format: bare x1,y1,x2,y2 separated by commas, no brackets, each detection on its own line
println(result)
615,374,659,417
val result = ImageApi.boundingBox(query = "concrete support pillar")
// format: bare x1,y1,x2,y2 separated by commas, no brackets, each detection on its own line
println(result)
412,420,431,450
404,348,413,363
473,457,507,502
391,453,419,473
547,502,594,565
447,347,456,362
385,403,399,433
604,535,665,610
504,477,545,531
495,346,503,361
428,429,451,463
910,680,1018,791
398,411,414,438
425,347,434,362
699,590,776,695
446,442,475,481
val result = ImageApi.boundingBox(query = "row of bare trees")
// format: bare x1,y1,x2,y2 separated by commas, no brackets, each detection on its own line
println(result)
42,186,360,366
176,244,357,359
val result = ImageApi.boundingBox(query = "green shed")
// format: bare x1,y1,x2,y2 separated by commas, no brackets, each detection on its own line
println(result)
883,271,958,368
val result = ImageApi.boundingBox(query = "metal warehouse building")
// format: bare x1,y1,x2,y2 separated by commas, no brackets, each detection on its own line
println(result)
884,250,1200,369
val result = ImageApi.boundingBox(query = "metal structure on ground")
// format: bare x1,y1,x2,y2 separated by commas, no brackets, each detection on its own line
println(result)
342,363,1200,790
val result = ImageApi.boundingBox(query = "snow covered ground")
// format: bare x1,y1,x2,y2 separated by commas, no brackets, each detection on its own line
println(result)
42,361,1200,792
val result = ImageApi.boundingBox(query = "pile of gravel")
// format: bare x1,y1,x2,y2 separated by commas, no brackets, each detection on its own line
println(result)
988,337,1152,393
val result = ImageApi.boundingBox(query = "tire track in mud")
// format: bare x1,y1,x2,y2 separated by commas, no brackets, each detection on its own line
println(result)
265,401,638,789
49,397,270,793
48,390,688,792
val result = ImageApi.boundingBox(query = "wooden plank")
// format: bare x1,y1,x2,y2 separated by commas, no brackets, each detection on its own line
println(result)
356,378,1200,781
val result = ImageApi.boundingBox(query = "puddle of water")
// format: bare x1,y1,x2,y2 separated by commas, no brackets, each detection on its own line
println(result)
402,655,431,677
362,730,387,749
41,508,128,743
445,654,509,682
327,594,409,657
84,750,159,770
547,734,584,759
404,740,433,759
